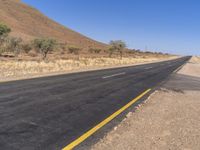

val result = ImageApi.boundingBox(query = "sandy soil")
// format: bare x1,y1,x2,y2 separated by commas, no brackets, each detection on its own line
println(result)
91,56,200,150
178,56,200,77
0,56,174,82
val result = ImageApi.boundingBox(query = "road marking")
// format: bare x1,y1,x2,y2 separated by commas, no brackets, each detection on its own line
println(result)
62,89,151,150
102,72,126,79
144,67,153,70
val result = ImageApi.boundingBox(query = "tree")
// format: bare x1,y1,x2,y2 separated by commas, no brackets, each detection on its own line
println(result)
33,38,56,60
109,40,126,59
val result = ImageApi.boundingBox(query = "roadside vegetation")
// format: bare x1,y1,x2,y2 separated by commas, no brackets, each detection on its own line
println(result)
68,46,81,60
0,23,174,80
0,23,170,60
109,40,126,58
33,38,57,60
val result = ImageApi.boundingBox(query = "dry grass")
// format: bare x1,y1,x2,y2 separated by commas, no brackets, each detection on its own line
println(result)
0,56,173,81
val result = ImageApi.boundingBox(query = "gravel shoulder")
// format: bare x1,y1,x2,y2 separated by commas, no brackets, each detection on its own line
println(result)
91,57,200,150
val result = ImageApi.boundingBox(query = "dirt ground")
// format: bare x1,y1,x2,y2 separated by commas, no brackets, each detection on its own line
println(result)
91,57,200,150
178,56,200,77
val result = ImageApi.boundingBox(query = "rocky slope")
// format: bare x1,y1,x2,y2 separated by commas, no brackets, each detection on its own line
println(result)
0,0,106,49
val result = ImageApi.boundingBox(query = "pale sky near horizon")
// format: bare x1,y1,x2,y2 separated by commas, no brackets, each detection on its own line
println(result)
22,0,200,55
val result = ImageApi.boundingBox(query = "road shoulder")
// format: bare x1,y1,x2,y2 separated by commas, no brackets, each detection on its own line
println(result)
91,57,200,150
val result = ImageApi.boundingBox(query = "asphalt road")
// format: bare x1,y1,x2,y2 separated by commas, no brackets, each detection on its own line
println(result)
0,56,190,150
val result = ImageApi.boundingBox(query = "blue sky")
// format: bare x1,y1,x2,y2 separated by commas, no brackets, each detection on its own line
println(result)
22,0,200,55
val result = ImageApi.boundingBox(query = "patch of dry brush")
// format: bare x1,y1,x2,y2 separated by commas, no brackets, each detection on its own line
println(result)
0,57,168,80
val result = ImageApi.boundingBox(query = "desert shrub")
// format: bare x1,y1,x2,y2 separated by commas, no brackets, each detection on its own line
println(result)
0,23,11,37
128,50,135,54
7,37,22,56
0,38,8,55
108,47,115,57
96,49,102,54
21,43,32,54
0,23,11,52
33,38,57,60
135,49,141,53
144,51,153,55
28,50,38,57
58,43,68,55
0,45,7,55
88,48,102,54
109,40,126,59
59,43,67,51
68,46,81,55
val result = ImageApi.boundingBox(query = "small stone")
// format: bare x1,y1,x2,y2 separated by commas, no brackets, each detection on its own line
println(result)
126,112,132,118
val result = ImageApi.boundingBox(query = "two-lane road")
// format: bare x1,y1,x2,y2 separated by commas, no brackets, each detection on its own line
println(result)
0,56,191,150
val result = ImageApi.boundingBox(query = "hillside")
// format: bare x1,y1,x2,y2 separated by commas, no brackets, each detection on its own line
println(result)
0,0,106,49
0,0,174,81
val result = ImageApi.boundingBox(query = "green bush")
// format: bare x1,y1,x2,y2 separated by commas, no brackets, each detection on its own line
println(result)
0,23,11,49
0,23,11,37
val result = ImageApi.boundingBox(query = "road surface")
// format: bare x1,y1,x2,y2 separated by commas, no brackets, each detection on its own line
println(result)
0,57,190,150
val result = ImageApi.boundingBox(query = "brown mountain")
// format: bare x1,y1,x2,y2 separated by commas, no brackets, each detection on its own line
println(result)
0,0,106,49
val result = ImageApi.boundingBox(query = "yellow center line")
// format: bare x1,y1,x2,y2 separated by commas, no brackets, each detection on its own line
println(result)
62,88,152,150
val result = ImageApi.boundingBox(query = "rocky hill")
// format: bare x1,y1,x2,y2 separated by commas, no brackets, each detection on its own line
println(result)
0,0,106,49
